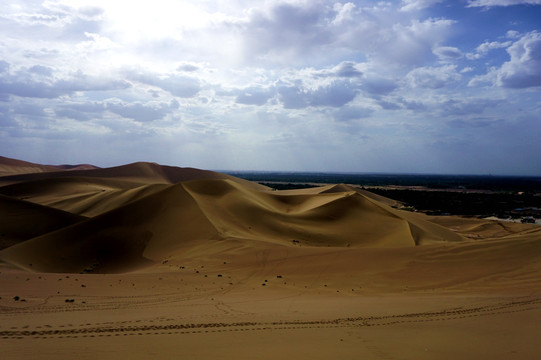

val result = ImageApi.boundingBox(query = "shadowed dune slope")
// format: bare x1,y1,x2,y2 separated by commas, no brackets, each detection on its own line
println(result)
0,183,219,273
0,179,463,273
0,194,86,250
0,177,171,217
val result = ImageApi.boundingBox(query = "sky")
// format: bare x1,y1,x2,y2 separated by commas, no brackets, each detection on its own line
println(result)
1,0,540,175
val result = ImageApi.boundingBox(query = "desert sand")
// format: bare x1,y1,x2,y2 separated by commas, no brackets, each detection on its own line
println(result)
1,157,540,359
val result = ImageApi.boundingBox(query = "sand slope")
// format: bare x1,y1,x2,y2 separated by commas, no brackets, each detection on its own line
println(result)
0,194,85,250
1,158,541,360
0,155,98,177
0,161,267,189
0,178,466,273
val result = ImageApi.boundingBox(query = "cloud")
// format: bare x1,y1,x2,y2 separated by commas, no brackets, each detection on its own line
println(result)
375,18,456,66
399,98,427,110
0,61,10,73
497,31,541,88
331,2,356,25
78,6,105,20
467,0,541,7
177,63,200,72
276,79,358,109
377,100,403,110
470,31,541,88
235,86,274,106
126,70,201,97
106,100,179,122
406,65,461,88
466,40,512,60
2,1,105,42
55,102,106,121
433,46,463,60
313,61,363,78
310,81,358,107
361,76,398,95
447,117,503,128
0,63,130,99
241,2,333,63
54,98,181,123
441,98,500,116
333,105,374,122
400,0,446,11
276,84,310,109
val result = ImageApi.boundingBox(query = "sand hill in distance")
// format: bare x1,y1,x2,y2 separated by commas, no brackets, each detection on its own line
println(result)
1,156,540,359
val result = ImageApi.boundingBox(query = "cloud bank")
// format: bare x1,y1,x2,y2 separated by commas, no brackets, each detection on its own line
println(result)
0,0,540,175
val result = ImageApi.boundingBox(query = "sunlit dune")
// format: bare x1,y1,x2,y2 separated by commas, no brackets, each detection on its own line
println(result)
1,157,540,360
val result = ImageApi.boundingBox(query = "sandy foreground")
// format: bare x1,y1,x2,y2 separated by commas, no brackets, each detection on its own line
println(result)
1,159,540,359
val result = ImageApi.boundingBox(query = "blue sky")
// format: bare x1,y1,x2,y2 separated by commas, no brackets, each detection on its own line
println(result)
1,0,540,175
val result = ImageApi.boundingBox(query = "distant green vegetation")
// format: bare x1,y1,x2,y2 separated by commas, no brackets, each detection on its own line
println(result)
226,171,541,193
227,172,541,219
259,182,317,190
369,189,540,219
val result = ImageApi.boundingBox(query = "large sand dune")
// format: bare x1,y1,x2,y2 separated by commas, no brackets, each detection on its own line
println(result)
1,158,540,359
0,156,98,177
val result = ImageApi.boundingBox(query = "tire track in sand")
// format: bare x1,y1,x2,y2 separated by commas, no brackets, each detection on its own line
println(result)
1,297,540,340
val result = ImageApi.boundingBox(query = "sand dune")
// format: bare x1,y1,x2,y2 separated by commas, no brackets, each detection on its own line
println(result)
0,194,85,250
0,177,170,217
1,158,540,359
0,177,466,273
0,156,59,177
0,160,268,189
0,155,98,177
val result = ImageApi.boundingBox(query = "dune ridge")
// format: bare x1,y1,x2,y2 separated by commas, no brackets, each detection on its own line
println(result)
1,174,463,273
0,159,538,287
0,155,98,177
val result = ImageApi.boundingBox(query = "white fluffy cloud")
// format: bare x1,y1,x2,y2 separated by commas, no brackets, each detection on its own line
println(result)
466,40,512,60
470,31,541,88
433,46,463,61
406,65,461,89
